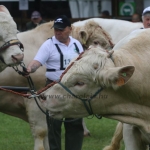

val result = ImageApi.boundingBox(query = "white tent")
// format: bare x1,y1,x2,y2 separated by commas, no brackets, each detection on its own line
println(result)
69,0,100,18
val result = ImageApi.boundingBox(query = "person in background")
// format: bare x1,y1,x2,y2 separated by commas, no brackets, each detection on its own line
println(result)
132,13,141,22
25,15,84,150
142,6,150,28
100,10,111,19
26,11,46,30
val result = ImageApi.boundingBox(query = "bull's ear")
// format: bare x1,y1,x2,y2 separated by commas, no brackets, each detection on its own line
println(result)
115,66,135,86
79,30,88,45
100,66,135,89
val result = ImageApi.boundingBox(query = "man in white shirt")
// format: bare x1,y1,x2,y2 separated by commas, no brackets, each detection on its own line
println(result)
26,15,84,150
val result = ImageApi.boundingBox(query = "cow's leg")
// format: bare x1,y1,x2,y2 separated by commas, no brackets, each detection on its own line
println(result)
103,122,123,150
123,123,147,150
43,133,50,150
25,98,47,150
82,119,91,137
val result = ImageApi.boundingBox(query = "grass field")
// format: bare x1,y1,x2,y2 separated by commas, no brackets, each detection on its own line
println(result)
0,113,124,150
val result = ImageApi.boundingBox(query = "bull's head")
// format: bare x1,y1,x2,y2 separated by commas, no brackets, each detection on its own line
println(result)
39,46,135,119
0,5,24,72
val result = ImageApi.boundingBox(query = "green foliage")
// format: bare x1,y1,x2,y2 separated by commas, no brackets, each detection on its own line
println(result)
0,113,124,150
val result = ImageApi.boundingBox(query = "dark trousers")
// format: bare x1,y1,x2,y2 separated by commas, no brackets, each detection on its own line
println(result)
46,78,84,150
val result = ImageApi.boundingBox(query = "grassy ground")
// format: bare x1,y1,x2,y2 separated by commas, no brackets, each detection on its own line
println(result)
0,113,34,150
0,113,124,150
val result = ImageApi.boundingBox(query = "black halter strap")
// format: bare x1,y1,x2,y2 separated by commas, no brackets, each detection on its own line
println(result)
58,82,103,115
0,39,24,64
0,39,24,52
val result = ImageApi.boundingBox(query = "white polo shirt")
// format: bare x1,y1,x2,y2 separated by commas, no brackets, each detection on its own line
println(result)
34,36,83,81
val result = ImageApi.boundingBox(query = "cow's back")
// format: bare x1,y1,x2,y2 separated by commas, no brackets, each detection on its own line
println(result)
73,18,143,44
111,28,150,95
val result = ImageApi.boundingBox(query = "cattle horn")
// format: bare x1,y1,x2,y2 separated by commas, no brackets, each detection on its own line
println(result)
107,50,114,58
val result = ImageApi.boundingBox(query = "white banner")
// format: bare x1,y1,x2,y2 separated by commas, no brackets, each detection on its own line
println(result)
19,0,28,10
69,0,99,18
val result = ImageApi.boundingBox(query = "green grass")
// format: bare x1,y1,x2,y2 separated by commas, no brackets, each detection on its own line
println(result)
0,113,34,150
81,117,124,150
0,113,124,150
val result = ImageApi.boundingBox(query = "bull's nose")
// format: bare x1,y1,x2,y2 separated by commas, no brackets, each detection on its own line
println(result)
12,53,24,62
40,93,47,101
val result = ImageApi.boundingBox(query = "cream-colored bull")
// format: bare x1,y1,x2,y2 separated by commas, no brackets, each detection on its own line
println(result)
41,29,150,150
0,5,24,71
73,18,143,44
0,19,113,150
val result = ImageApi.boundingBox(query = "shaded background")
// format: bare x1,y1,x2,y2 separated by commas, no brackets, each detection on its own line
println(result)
0,0,149,31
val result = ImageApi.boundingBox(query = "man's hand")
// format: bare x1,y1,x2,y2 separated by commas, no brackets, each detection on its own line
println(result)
22,66,30,77
23,60,41,77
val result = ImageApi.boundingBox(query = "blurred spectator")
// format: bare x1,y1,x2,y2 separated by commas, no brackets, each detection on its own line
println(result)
142,6,150,28
101,10,111,19
132,13,141,22
26,11,46,30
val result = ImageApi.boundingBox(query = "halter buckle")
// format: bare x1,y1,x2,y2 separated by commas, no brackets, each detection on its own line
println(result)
28,94,39,99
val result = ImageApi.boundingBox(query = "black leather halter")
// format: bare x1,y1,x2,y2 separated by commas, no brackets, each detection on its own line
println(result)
0,39,24,63
58,82,103,115
0,39,24,52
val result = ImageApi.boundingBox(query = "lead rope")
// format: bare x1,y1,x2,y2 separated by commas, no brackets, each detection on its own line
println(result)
19,62,47,115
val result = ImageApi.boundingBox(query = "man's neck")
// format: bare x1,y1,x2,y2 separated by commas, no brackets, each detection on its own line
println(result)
60,37,70,46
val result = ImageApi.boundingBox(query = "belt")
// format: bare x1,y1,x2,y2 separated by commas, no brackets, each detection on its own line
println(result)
46,69,56,72
46,68,65,72
46,78,54,84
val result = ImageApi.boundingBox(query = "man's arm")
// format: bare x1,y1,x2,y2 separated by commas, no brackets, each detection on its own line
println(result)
26,60,42,73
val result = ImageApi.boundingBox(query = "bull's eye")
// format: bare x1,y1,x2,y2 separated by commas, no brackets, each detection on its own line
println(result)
75,82,84,86
94,41,99,45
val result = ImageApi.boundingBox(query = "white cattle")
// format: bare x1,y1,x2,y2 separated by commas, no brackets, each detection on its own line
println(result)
0,20,113,150
40,28,150,150
0,5,24,71
73,18,143,44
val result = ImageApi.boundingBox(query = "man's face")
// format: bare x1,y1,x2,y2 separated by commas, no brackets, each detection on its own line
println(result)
32,17,42,25
142,15,150,28
54,26,72,43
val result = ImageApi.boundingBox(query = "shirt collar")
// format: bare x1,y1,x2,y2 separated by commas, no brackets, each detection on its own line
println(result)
52,36,73,46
